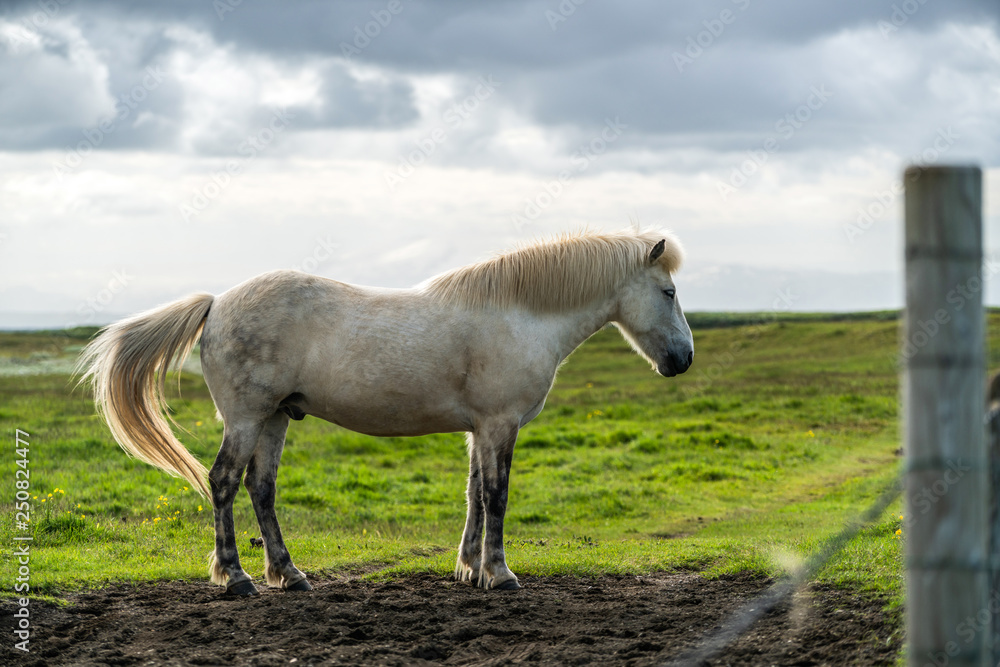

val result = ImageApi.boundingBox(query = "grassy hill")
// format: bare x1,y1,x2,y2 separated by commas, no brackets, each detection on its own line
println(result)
6,311,991,611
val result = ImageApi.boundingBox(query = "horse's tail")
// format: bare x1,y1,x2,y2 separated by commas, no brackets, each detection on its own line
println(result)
76,293,216,502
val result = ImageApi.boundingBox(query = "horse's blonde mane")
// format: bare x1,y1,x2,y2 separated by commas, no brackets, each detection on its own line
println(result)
421,228,683,312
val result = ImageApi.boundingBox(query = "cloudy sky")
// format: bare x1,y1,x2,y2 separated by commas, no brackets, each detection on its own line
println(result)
0,0,997,327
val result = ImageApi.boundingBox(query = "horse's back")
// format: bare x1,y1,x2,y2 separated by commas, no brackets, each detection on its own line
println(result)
198,270,474,433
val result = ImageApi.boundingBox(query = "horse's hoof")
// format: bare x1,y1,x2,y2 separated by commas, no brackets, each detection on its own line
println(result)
226,579,260,597
285,578,313,592
455,564,479,584
493,579,521,591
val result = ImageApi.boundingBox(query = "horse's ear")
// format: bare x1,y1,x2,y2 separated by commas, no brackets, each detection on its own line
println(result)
649,239,665,264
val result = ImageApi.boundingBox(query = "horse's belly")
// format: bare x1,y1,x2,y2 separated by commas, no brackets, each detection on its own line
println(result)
301,392,470,437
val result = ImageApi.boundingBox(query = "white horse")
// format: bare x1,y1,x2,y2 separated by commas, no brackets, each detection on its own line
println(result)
78,228,693,596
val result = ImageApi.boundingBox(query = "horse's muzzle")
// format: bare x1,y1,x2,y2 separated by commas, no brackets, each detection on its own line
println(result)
658,349,693,377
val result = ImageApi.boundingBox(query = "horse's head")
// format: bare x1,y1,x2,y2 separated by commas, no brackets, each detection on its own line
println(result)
614,237,694,377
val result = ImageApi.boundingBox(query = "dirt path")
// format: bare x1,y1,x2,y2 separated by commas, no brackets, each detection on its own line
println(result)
4,571,900,665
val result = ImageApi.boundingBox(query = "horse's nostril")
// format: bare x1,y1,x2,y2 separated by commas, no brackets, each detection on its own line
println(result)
686,351,693,366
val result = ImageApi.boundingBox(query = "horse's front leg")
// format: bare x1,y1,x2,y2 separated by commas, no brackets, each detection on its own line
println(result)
473,421,520,590
455,440,484,583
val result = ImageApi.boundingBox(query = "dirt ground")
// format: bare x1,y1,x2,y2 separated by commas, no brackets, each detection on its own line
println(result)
4,571,901,666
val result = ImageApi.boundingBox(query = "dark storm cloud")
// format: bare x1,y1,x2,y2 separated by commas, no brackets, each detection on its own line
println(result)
0,53,183,151
292,63,417,130
0,0,422,152
78,0,992,68
0,0,996,160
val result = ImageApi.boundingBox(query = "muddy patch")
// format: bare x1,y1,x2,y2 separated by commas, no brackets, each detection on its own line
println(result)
4,571,900,665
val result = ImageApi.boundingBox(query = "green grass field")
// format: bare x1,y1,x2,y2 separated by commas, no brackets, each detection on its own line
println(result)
5,311,995,613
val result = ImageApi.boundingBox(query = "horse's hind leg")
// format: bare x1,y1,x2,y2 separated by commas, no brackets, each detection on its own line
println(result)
455,436,484,583
243,412,311,591
208,418,266,596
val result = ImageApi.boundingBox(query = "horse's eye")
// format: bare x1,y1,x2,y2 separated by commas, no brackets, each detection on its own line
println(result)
663,288,675,299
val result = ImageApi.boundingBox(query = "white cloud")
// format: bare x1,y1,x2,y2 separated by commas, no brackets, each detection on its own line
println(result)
0,17,114,143
0,4,997,322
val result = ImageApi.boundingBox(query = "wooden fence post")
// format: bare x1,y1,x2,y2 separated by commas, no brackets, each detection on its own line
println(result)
904,165,985,667
988,376,1000,665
